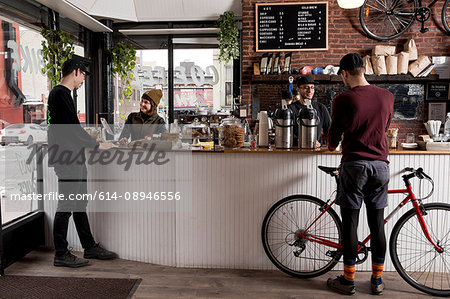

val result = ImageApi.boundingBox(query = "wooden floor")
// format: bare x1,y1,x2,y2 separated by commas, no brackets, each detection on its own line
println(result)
4,248,436,298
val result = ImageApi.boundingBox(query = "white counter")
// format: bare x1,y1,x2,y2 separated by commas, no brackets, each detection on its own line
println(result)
42,150,450,271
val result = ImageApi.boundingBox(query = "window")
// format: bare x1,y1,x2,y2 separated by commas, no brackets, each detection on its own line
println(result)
115,48,233,122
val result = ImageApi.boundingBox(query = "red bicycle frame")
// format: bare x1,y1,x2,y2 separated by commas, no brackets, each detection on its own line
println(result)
298,184,443,253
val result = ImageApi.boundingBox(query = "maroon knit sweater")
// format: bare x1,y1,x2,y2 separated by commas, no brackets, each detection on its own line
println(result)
328,84,394,163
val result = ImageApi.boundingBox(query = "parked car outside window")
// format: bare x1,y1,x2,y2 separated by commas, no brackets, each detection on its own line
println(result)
0,123,47,146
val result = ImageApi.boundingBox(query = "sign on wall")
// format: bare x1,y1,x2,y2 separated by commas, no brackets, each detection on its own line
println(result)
256,2,328,52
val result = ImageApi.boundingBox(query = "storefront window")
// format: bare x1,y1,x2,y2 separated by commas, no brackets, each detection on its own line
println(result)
115,48,233,122
0,15,85,224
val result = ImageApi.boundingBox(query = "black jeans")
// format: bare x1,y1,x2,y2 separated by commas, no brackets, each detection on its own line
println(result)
53,165,95,256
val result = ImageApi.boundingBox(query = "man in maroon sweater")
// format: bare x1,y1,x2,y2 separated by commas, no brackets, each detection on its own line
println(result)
327,53,394,295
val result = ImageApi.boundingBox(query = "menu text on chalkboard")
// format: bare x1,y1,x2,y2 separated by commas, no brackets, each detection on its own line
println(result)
256,2,328,52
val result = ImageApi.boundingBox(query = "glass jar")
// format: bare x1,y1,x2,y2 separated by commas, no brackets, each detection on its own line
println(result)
219,116,245,149
181,118,211,140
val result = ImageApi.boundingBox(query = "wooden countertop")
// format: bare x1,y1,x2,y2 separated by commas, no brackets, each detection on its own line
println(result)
83,144,450,155
216,147,450,154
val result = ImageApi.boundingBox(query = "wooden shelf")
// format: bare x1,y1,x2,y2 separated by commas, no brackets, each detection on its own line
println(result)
251,74,442,84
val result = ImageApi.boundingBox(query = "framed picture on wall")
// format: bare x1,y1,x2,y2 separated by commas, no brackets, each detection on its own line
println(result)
426,83,449,100
428,102,447,123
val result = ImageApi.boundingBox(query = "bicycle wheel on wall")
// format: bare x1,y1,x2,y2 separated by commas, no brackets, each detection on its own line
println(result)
360,0,418,40
390,203,450,297
443,0,450,34
261,195,342,279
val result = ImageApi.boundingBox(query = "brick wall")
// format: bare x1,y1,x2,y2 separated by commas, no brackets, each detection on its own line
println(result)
242,0,450,142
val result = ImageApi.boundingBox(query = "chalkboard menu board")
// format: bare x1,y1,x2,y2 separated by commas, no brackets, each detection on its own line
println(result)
256,2,328,51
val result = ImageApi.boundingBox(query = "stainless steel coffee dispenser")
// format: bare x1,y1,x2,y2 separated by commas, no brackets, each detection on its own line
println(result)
298,100,319,149
275,100,294,149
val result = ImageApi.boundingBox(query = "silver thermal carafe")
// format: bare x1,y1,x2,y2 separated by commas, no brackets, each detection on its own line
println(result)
298,100,319,149
274,100,294,149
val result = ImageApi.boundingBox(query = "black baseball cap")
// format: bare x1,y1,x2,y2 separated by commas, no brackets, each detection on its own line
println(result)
61,58,91,75
337,53,364,75
296,75,317,86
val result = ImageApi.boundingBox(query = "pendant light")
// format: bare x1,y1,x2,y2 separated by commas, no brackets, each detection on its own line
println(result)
337,0,365,9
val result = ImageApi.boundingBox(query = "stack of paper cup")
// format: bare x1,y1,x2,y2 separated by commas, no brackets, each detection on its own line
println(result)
258,111,269,147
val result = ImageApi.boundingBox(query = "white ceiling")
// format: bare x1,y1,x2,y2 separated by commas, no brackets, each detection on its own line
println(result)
66,0,242,23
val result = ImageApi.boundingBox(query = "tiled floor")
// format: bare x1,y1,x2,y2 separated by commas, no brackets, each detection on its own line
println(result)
4,248,436,298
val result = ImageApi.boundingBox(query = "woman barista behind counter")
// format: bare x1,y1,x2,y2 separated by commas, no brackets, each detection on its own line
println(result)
119,89,167,144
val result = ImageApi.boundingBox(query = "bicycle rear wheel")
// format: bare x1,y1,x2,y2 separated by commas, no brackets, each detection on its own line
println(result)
390,203,450,297
443,0,450,34
261,195,342,278
360,0,418,40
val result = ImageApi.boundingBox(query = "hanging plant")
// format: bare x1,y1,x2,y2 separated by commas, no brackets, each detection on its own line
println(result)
41,27,75,88
216,11,240,64
109,41,136,119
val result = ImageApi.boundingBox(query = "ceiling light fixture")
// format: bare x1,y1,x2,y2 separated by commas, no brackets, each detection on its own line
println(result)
337,0,365,9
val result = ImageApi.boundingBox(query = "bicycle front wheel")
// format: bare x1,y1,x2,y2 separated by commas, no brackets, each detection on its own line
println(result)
261,195,342,278
390,203,450,297
360,0,418,40
443,0,450,34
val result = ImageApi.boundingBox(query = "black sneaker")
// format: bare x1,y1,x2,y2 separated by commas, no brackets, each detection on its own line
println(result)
54,251,89,268
84,243,117,260
327,275,356,295
371,282,385,295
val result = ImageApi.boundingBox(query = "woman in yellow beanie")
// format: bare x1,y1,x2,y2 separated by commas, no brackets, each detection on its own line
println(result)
118,89,166,144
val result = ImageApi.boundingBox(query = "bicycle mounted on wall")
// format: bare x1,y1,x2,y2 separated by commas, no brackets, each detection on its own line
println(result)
360,0,450,40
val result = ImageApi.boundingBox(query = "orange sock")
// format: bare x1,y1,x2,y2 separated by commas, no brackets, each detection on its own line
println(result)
343,259,356,284
372,257,385,285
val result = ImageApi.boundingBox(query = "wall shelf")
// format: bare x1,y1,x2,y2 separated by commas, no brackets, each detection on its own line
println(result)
251,74,442,84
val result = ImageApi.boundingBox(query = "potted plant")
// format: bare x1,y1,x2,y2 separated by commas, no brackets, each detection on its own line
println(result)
40,27,75,88
109,41,136,119
216,11,240,64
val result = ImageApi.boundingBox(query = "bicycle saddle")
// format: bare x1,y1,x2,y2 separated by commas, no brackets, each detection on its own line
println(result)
318,165,339,177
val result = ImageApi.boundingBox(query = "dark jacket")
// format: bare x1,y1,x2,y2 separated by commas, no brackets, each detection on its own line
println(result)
119,111,166,141
47,85,98,169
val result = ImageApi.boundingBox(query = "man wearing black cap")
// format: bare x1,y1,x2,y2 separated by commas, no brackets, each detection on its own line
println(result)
48,57,117,267
327,53,394,295
290,75,331,148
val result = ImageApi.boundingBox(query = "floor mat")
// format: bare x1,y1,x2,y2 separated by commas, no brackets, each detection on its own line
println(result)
0,275,141,299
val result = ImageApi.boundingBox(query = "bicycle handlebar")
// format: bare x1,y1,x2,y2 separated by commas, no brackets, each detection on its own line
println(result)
403,167,434,200
403,167,432,180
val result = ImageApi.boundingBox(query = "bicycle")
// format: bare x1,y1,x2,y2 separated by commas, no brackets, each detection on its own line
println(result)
261,166,450,297
359,0,450,40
